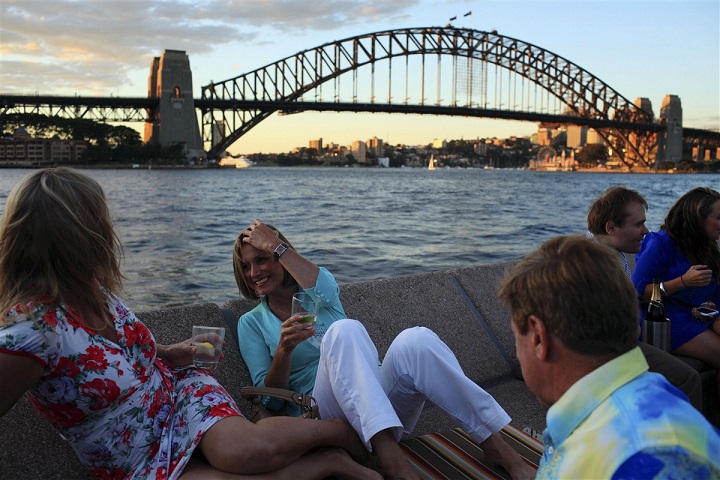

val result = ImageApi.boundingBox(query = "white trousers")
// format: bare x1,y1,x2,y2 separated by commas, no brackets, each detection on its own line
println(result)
313,319,511,449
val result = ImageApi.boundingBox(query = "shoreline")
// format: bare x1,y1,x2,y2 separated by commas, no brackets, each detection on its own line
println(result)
0,163,715,174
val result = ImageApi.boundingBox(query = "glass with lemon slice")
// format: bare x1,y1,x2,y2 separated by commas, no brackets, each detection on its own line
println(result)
192,325,225,368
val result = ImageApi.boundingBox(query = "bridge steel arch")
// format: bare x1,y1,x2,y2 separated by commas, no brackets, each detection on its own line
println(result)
201,26,655,162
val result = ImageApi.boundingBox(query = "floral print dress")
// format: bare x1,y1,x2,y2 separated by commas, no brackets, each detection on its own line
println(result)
0,296,241,479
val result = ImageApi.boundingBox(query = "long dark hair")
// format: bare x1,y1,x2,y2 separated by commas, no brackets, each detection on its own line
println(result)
662,187,720,281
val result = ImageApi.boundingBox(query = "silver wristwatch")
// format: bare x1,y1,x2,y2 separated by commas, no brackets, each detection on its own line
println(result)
273,242,289,260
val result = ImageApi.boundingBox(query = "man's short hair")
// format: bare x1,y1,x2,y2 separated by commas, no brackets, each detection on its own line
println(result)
497,235,638,356
587,186,648,235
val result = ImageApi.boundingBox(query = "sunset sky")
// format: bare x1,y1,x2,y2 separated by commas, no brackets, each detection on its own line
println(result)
1,0,718,154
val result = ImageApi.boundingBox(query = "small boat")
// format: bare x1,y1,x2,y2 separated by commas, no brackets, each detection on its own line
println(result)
219,156,254,169
428,155,438,171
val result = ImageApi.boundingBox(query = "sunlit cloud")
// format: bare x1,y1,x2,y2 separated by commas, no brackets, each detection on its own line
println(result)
0,0,419,94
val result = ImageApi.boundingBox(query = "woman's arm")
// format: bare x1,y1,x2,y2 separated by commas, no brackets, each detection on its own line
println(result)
264,315,316,389
0,352,43,417
633,233,676,302
634,233,715,305
157,339,196,368
642,265,712,302
243,220,320,288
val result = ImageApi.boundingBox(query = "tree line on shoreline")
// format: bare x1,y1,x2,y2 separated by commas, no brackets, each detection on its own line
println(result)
1,113,186,165
2,113,717,172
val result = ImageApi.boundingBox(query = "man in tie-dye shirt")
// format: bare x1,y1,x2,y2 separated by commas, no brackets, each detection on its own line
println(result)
586,185,702,411
498,236,719,479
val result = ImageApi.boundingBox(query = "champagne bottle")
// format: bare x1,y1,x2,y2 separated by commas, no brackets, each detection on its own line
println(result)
641,279,671,351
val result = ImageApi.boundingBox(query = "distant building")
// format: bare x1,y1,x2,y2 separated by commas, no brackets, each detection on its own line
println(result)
537,128,553,146
432,138,447,149
351,140,367,163
587,129,605,145
309,138,323,152
474,142,489,156
566,125,587,148
0,128,87,165
366,136,384,156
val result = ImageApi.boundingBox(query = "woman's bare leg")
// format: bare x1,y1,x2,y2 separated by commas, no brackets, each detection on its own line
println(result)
674,327,720,403
180,447,381,479
198,416,371,475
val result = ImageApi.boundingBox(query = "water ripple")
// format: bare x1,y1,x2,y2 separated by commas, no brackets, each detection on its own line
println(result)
0,167,713,311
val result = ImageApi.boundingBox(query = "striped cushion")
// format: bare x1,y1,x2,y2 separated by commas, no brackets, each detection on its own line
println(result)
399,425,543,480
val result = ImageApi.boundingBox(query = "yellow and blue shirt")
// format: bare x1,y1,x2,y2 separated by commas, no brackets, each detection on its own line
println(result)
538,347,720,479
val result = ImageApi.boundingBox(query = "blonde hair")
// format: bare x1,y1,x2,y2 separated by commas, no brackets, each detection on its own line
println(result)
497,235,638,356
0,168,124,326
232,224,297,300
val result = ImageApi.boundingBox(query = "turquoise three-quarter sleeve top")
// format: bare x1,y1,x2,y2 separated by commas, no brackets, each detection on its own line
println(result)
236,267,346,414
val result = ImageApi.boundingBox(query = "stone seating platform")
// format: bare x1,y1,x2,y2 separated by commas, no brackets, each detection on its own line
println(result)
1,262,717,479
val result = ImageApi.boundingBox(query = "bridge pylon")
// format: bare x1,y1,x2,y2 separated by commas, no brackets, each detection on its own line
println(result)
657,94,683,165
144,50,204,159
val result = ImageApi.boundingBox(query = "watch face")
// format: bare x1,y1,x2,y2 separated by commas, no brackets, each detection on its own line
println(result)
274,243,288,259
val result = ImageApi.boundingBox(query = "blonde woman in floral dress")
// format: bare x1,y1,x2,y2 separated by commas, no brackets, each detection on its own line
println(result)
0,167,379,480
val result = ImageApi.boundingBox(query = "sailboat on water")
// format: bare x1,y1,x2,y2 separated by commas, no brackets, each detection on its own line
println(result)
428,155,438,170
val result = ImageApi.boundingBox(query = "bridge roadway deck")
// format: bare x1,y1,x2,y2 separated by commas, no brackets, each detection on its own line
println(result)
2,94,665,133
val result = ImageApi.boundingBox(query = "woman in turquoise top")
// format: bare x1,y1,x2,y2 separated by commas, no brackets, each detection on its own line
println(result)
632,187,720,402
234,220,535,480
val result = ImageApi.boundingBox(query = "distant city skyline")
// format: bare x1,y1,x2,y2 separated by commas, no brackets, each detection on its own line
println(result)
1,0,718,154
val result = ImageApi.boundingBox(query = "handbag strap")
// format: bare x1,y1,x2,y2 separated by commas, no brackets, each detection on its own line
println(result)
240,386,316,410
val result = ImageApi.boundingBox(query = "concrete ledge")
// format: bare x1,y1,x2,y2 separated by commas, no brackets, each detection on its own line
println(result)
2,262,717,479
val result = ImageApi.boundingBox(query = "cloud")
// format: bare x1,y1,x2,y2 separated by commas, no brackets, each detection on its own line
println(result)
0,0,416,94
686,115,720,131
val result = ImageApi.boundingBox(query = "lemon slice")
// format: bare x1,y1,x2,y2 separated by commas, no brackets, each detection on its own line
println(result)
195,341,215,355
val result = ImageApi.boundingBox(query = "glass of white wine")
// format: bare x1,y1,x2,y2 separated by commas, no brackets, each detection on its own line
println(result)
291,292,318,325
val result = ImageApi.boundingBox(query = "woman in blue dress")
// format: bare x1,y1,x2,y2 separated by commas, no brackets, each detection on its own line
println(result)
632,187,720,403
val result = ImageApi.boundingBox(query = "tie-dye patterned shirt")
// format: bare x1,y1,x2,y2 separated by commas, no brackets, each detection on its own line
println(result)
538,347,720,479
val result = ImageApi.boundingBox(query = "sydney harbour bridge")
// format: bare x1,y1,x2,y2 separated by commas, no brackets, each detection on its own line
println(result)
2,26,719,168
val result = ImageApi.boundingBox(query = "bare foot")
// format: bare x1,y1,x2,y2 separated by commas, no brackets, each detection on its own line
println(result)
371,429,420,480
320,447,384,480
480,432,536,480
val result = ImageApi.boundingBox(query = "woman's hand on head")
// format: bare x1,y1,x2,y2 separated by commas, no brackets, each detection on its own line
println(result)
278,315,315,352
243,219,281,253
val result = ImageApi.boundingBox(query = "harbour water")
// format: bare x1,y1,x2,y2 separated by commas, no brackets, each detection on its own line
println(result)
0,167,713,311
